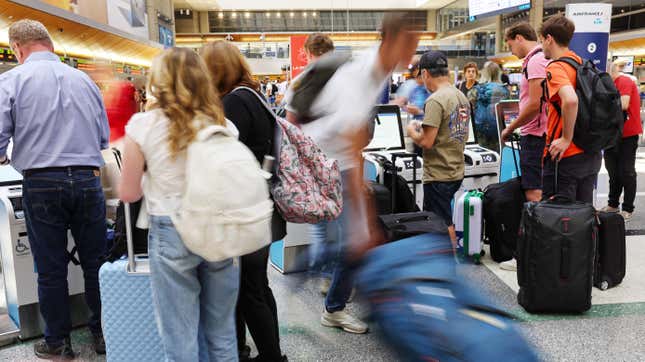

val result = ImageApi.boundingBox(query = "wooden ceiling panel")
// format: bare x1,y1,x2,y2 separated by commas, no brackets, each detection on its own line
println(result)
0,0,161,66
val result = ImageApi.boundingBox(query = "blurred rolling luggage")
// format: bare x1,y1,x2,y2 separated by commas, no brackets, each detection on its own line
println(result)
517,162,597,313
454,190,485,264
356,234,538,362
99,203,164,361
595,212,626,290
483,137,525,262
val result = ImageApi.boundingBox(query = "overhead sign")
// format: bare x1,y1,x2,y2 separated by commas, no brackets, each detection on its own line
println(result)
566,3,612,71
468,0,531,20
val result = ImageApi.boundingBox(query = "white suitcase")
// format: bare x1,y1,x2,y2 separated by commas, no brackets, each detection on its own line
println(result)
453,190,484,264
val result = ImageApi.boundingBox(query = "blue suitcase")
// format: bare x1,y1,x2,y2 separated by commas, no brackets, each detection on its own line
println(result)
99,203,164,362
356,234,538,362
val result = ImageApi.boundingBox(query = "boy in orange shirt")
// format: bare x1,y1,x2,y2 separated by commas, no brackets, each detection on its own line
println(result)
540,15,602,203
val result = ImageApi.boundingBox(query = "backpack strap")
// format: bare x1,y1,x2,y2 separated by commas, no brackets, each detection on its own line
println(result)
522,48,543,80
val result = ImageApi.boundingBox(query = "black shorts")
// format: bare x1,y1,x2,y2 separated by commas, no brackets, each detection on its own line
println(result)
423,180,463,226
519,134,546,191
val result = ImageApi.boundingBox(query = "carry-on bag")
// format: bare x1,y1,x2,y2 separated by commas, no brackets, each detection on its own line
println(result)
454,190,485,263
378,152,446,241
366,181,392,215
99,203,164,361
356,234,539,362
595,211,626,290
517,161,597,313
483,137,525,262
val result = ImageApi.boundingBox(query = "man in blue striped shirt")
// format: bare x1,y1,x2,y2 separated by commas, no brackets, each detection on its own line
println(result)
0,19,110,359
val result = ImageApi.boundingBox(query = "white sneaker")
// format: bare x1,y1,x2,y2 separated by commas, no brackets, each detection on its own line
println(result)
321,310,368,334
600,206,620,213
620,211,633,222
500,258,517,271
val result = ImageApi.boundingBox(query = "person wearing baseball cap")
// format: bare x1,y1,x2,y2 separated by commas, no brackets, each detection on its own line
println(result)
407,50,471,245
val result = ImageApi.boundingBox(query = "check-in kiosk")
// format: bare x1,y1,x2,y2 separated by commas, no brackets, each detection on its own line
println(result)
0,165,89,341
363,105,424,207
496,100,522,182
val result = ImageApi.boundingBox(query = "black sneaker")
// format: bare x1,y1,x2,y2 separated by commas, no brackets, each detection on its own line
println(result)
92,333,106,355
249,355,289,362
34,338,76,360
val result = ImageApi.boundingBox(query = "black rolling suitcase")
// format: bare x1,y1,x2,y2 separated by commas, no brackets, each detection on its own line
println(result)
377,152,448,241
366,181,392,215
595,212,626,290
517,161,597,313
483,137,525,262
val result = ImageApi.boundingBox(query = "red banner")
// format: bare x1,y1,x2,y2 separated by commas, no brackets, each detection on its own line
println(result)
290,35,309,79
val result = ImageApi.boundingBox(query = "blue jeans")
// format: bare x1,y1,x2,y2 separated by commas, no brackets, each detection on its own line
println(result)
148,216,240,362
308,222,339,278
22,168,107,345
310,169,362,313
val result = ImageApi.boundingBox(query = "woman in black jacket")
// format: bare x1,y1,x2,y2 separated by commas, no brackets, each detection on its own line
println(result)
201,42,287,362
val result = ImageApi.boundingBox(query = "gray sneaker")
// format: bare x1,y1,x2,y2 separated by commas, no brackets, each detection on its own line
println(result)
620,211,633,222
321,310,368,334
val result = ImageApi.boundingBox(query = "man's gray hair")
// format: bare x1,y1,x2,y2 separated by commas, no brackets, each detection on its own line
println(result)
9,19,53,46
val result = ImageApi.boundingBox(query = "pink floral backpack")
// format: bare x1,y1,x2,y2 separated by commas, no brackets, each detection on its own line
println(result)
234,87,343,223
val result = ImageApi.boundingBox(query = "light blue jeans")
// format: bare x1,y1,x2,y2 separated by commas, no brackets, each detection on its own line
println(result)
148,215,240,362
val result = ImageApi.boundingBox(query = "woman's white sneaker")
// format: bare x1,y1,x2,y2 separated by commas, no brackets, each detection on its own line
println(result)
321,310,368,334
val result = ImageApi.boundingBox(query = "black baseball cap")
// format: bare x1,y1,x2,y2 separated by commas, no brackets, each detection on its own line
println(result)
419,50,448,70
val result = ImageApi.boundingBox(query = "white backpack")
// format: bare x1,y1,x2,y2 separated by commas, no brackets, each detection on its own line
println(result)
171,124,273,262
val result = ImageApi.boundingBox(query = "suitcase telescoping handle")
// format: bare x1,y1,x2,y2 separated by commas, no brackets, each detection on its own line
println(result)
390,151,418,212
124,202,137,273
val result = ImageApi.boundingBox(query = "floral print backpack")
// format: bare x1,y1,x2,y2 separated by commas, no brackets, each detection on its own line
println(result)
234,87,343,223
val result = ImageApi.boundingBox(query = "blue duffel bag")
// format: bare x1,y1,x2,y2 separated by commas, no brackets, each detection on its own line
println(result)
356,233,538,362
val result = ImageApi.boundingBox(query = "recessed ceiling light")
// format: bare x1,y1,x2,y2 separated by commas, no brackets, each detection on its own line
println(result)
232,12,237,18
218,12,223,19
276,13,281,18
302,11,307,18
245,12,251,18
289,12,294,18
266,12,271,18
312,12,317,17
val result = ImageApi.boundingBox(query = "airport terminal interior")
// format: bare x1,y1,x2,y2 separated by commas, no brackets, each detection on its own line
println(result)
0,0,645,361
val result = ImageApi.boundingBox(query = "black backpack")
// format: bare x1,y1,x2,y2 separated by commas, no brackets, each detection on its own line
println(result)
544,57,623,153
289,52,350,124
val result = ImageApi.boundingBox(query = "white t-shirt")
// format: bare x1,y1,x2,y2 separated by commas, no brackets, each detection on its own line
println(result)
284,48,389,171
125,109,238,216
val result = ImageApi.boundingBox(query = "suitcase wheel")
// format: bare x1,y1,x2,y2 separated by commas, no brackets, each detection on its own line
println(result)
599,279,610,291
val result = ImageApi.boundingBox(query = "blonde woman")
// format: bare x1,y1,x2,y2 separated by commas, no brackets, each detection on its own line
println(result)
467,61,510,153
119,48,239,361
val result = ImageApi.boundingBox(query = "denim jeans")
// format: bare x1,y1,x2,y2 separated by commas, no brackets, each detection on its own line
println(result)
22,168,107,346
308,222,339,278
148,215,240,362
310,168,365,313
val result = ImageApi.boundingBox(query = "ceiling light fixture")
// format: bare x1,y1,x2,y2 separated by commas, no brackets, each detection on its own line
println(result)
232,12,237,18
289,12,294,18
276,12,281,18
245,12,251,18
218,12,223,19
266,12,271,18
303,11,307,18
312,12,317,17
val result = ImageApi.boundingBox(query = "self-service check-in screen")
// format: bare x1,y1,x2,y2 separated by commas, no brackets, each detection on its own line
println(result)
366,112,404,150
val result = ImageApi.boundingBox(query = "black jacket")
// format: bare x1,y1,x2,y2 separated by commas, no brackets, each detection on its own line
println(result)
222,88,287,242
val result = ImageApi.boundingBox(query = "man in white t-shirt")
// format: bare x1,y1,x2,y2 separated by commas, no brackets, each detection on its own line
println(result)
500,22,550,271
284,13,420,334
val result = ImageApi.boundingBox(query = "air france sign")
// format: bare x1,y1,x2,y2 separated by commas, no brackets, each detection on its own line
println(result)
566,3,612,71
